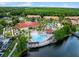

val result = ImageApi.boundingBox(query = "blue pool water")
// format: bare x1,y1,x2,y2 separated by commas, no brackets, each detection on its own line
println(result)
31,34,47,42
47,23,53,28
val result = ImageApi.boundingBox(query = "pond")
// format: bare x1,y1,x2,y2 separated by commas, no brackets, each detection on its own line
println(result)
23,35,79,57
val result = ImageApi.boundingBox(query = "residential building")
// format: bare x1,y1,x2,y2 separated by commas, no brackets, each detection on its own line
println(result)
65,16,79,25
27,15,41,18
43,16,59,20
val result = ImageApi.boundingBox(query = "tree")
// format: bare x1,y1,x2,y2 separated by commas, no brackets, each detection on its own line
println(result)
71,25,76,32
54,24,75,41
0,20,8,27
16,33,28,53
12,16,20,26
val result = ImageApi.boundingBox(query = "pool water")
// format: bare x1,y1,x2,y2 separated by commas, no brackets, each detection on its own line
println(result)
47,23,52,28
31,34,47,42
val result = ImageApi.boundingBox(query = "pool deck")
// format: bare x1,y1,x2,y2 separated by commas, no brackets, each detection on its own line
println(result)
27,34,56,48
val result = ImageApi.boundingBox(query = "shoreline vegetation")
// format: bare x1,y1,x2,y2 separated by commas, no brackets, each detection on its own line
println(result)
0,7,79,57
54,23,76,41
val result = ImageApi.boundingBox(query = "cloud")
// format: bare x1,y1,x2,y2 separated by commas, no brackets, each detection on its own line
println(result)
32,3,75,8
16,2,32,7
47,4,75,8
58,4,73,8
0,2,32,7
0,2,6,5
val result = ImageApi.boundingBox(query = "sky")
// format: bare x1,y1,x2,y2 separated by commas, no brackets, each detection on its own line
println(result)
0,2,79,8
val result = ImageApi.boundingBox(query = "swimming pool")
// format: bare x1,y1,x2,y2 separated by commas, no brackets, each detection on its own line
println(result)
31,34,47,42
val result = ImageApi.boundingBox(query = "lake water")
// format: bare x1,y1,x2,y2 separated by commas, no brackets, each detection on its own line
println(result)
23,35,79,57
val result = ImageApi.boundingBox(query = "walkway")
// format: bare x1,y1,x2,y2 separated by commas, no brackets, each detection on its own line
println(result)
8,43,18,57
72,32,79,38
27,34,56,48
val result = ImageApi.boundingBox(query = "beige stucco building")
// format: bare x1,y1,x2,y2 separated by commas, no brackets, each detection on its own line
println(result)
26,15,41,18
43,16,59,20
65,16,79,25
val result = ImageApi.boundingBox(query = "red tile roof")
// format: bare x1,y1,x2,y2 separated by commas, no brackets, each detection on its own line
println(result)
15,22,39,29
45,29,53,33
